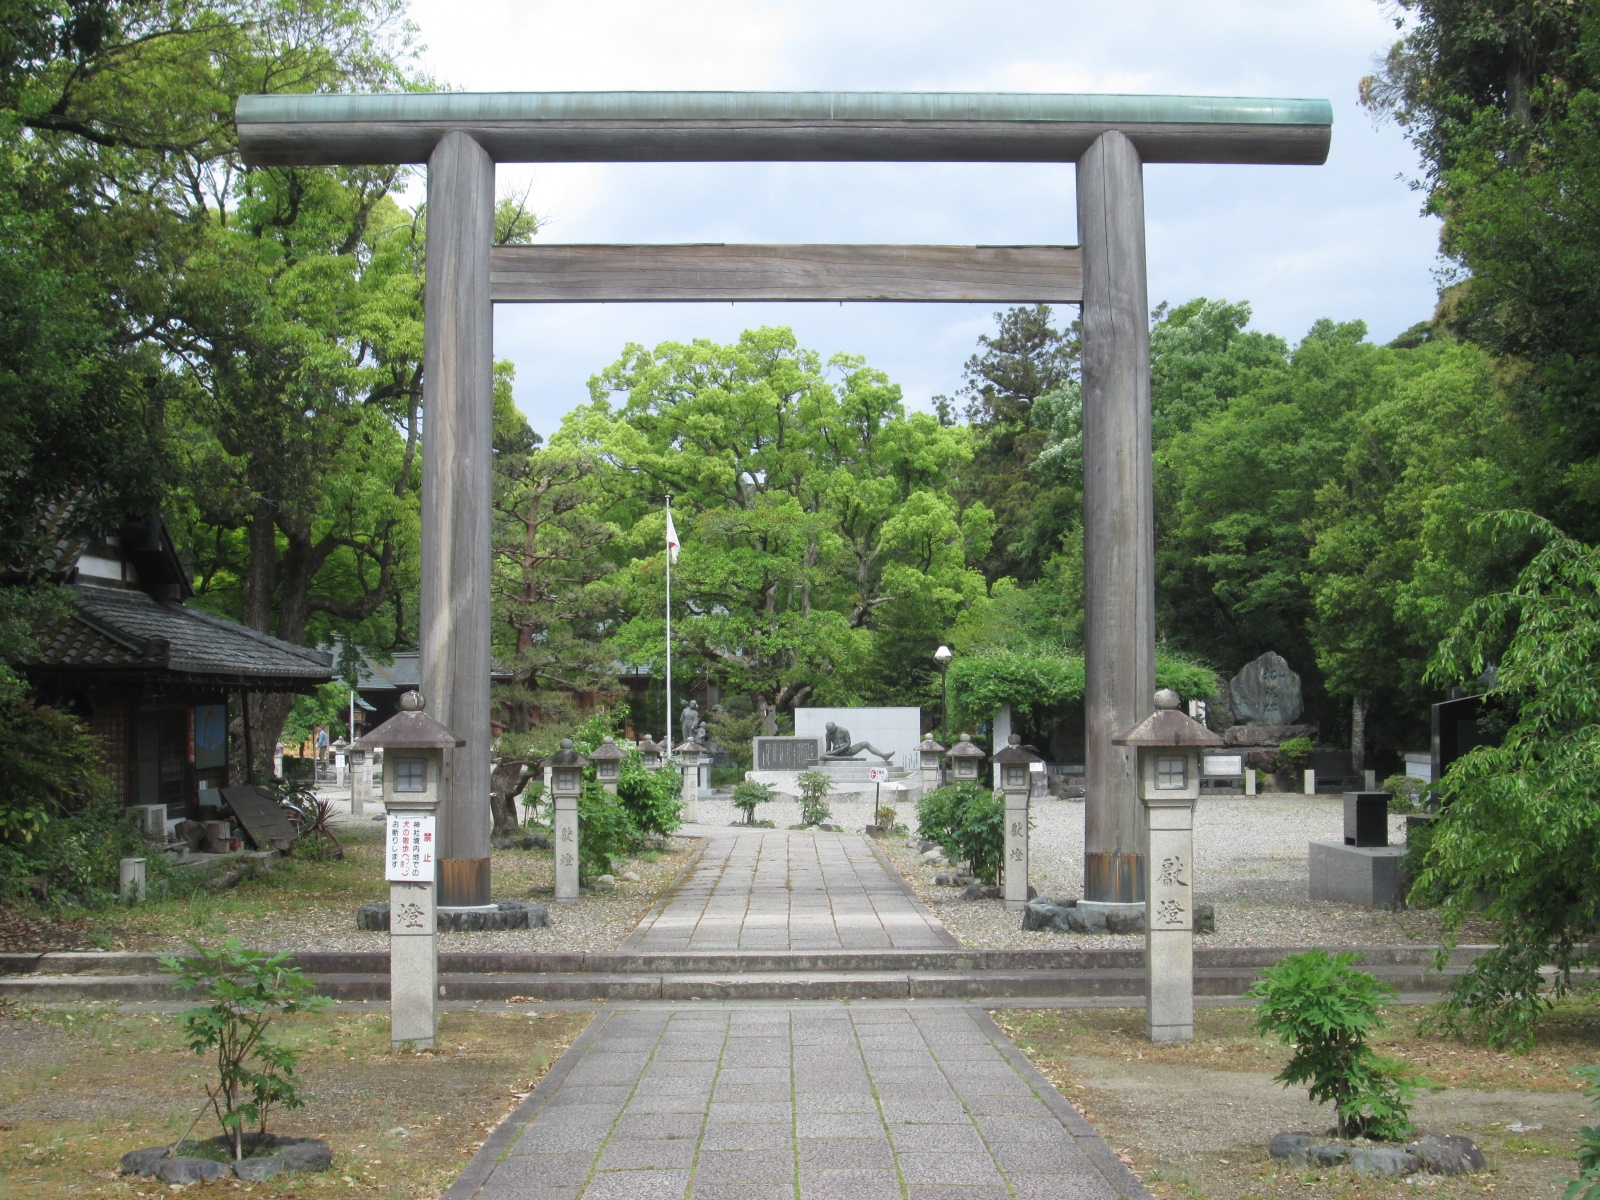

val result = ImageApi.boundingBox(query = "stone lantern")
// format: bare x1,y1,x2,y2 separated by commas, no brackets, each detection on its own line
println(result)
352,690,464,1050
675,738,705,823
915,735,945,793
548,738,588,903
947,732,985,783
1113,687,1222,1044
992,734,1043,912
637,735,663,772
590,735,625,795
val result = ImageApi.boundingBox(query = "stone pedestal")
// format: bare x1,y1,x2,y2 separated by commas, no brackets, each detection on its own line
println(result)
388,879,438,1048
1003,793,1029,912
554,794,579,902
351,750,371,816
1308,839,1408,908
119,857,146,902
1146,797,1195,1043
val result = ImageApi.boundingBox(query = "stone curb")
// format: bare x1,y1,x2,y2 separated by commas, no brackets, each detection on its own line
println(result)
972,1008,1157,1200
439,1008,615,1200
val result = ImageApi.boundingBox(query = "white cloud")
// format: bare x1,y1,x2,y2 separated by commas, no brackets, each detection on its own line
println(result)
402,0,1441,435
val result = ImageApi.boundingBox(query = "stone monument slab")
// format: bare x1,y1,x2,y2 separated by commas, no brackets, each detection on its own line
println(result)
753,736,821,772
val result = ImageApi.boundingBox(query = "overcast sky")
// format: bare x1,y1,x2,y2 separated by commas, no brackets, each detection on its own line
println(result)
400,0,1439,438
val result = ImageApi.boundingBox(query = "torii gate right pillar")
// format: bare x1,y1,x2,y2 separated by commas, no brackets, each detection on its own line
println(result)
1078,130,1157,904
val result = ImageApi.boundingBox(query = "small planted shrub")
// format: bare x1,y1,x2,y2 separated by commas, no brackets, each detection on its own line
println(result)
1273,737,1314,777
795,770,833,827
1247,949,1421,1140
1382,772,1426,814
577,781,641,877
916,782,1006,883
616,753,683,838
163,940,331,1161
731,779,774,826
1565,1064,1600,1200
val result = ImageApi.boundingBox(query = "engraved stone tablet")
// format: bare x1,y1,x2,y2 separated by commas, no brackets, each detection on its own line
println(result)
754,736,821,771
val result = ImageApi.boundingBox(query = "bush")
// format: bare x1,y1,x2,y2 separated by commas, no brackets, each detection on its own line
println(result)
795,770,833,827
731,779,773,825
1565,1064,1600,1200
162,940,331,1160
1247,950,1422,1140
1273,737,1314,776
1382,773,1427,814
577,780,641,878
916,782,1007,883
616,753,683,839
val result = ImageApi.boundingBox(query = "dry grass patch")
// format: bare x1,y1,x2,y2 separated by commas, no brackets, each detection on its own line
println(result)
0,1002,591,1199
996,1000,1600,1200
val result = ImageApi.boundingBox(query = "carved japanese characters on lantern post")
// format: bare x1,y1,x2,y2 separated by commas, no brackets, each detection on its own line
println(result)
1113,688,1221,1044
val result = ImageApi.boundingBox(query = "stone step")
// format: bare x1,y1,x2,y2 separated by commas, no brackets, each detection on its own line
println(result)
0,944,1494,977
0,962,1476,1004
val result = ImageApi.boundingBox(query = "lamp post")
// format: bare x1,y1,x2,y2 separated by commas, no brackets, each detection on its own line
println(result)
915,735,945,794
638,735,663,772
1113,688,1222,1044
934,645,953,742
993,733,1043,912
352,690,464,1050
590,735,625,795
675,738,704,823
549,738,587,903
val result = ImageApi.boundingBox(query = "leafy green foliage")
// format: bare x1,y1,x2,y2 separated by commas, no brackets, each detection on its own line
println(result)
615,753,683,840
162,940,331,1159
1383,773,1427,814
1247,950,1421,1140
731,779,774,826
575,780,640,880
795,770,833,827
916,782,1007,884
1418,512,1600,1047
944,647,1216,732
1273,737,1314,775
1565,1064,1600,1200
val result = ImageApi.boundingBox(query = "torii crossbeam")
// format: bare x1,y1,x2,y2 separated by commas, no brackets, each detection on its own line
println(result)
238,90,1331,908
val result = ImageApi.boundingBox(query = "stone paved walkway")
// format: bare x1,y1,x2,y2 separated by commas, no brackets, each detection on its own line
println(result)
445,831,1151,1200
623,828,957,953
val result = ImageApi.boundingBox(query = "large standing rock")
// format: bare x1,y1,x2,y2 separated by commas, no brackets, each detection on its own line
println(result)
1228,652,1304,726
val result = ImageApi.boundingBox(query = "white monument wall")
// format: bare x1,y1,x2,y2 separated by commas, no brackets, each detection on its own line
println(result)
793,707,922,769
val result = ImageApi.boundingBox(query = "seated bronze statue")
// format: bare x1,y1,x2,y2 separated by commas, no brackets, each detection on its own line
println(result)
823,722,893,762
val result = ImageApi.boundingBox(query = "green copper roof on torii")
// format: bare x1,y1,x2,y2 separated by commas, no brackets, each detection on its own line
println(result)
235,90,1332,167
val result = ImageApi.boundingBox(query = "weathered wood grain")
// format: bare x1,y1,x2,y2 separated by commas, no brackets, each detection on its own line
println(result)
419,131,495,902
488,244,1083,303
1078,129,1157,906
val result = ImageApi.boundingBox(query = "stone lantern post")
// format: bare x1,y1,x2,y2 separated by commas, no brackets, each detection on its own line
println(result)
349,745,372,816
993,734,1043,912
352,690,464,1050
637,736,663,772
947,732,986,784
675,739,705,823
548,738,588,902
331,737,349,786
915,736,945,793
1113,688,1221,1044
590,735,625,795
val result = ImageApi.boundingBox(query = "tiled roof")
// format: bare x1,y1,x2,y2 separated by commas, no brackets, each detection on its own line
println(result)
20,585,333,685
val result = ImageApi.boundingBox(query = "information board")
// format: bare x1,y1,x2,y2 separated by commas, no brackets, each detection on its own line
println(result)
386,814,437,882
1202,755,1244,777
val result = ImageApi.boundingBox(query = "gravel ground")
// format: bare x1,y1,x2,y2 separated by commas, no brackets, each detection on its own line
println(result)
863,791,1491,950
117,820,702,956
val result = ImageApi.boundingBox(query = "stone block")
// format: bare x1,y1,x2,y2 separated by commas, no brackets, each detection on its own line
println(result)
356,900,549,931
1308,839,1409,908
1408,1133,1486,1176
1343,791,1390,847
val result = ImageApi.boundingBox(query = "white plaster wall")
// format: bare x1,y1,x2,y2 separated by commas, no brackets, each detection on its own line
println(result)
793,707,923,770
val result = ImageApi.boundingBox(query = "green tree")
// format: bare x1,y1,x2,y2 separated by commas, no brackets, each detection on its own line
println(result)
1419,512,1600,1048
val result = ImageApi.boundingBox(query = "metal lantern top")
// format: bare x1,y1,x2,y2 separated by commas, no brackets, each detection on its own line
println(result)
548,737,588,768
675,738,707,761
948,732,985,777
993,733,1042,792
915,735,945,760
636,735,663,766
1112,688,1223,748
589,735,626,777
352,691,465,751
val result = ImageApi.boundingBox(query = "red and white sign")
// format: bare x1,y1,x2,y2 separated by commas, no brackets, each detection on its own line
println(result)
868,766,890,783
385,814,436,882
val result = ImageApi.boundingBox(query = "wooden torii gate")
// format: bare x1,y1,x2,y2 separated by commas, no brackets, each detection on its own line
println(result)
238,91,1331,908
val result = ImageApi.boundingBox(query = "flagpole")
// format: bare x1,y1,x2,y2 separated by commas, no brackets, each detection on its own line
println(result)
665,495,672,757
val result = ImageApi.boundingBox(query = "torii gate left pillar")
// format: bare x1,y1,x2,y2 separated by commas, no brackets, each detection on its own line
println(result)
421,131,495,903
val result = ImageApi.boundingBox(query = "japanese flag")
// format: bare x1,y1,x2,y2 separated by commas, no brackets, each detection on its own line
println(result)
665,507,680,564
